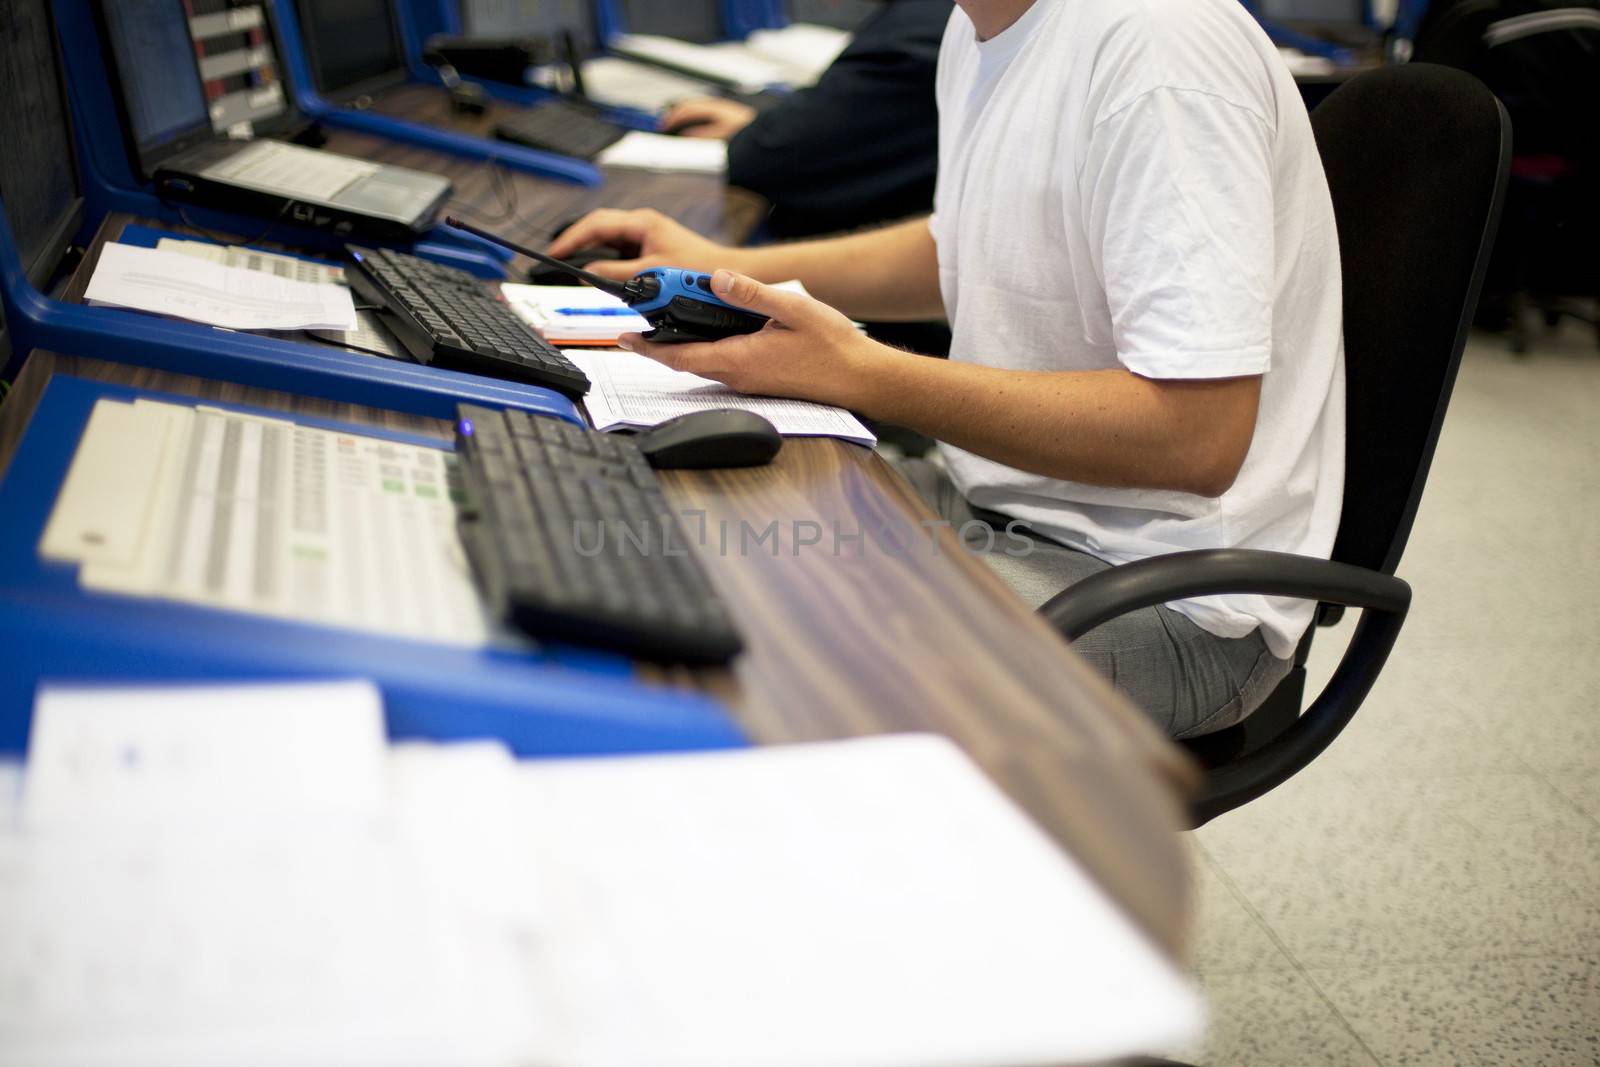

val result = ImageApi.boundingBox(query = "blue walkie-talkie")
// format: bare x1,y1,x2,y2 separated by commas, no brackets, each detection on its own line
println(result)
445,217,770,344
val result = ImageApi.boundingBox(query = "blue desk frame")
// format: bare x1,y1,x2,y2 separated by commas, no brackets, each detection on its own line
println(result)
0,375,747,757
0,203,582,424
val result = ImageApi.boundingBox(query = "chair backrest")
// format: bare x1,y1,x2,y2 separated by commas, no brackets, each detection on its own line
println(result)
1313,63,1510,576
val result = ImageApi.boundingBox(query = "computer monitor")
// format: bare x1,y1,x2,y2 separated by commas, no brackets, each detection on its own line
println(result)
619,0,724,43
0,0,85,290
786,0,877,31
294,0,409,100
97,0,216,170
462,0,600,53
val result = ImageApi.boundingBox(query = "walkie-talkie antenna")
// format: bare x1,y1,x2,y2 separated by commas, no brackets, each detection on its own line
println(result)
444,216,633,298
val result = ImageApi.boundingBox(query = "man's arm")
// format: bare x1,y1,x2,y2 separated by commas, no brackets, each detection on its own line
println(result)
621,271,1261,498
545,211,944,322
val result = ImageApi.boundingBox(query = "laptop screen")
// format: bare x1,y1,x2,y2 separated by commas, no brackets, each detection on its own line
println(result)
619,0,724,44
185,0,291,135
786,0,877,31
0,0,85,288
295,0,407,98
462,0,599,53
100,0,213,157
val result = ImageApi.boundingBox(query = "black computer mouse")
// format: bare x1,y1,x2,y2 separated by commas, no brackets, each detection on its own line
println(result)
525,243,626,284
634,409,783,470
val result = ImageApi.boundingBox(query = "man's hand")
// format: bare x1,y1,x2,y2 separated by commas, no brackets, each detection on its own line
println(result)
660,97,757,139
545,209,740,282
618,269,890,408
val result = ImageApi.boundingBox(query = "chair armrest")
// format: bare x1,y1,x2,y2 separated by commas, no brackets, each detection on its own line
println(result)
1038,548,1410,641
1037,548,1412,825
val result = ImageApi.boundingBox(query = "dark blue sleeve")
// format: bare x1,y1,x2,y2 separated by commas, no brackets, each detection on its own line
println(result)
726,0,951,237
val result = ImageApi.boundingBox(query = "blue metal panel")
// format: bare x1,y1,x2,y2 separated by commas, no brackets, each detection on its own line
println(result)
0,201,581,423
0,375,747,757
270,0,605,186
48,0,509,276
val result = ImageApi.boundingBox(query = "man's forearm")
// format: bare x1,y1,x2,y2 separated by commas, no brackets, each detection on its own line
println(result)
727,218,944,322
851,347,1262,498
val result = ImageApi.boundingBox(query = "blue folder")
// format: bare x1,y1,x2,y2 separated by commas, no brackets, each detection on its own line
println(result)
0,375,748,757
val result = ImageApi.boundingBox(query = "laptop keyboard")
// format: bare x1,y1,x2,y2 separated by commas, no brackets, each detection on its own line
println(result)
200,140,381,202
349,247,590,399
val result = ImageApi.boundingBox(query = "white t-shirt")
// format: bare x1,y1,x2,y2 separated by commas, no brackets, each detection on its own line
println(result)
929,0,1345,659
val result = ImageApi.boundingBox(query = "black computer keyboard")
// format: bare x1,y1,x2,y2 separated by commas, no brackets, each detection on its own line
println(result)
348,246,590,399
453,404,744,664
494,100,628,161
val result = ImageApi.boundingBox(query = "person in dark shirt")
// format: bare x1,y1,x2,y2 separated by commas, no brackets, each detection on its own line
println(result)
661,0,952,240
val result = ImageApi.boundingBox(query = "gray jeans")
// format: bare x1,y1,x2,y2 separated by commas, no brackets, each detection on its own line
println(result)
894,457,1293,740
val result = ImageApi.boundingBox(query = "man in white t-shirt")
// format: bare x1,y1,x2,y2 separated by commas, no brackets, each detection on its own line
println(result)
547,0,1345,739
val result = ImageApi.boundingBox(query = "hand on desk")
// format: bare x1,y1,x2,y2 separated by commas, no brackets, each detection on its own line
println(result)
660,97,758,140
618,269,883,409
546,208,732,281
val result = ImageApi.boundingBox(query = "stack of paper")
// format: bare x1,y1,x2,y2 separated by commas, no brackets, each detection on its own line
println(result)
85,242,358,331
719,24,853,87
567,348,877,446
0,681,537,1067
501,283,651,345
579,56,718,112
0,683,1205,1066
595,130,728,174
155,236,347,286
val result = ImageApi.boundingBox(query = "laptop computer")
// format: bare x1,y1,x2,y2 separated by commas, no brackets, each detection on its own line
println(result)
95,0,451,244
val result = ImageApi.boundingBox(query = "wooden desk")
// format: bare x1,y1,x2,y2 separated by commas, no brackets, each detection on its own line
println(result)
0,352,1198,963
7,106,1200,965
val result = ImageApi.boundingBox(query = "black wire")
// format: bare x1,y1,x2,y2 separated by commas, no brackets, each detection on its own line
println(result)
167,196,295,248
444,162,522,226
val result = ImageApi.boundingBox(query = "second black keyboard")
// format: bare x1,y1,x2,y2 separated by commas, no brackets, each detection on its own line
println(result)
453,404,744,664
494,100,628,161
348,246,590,399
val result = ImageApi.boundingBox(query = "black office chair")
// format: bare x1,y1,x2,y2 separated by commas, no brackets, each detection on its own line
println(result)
1039,64,1512,828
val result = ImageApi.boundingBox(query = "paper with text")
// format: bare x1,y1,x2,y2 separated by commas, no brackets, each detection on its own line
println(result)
568,348,875,446
85,242,357,331
39,399,491,646
519,733,1205,1067
156,236,347,286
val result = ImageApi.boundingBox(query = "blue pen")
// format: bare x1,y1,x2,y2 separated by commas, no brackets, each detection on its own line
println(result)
553,307,644,317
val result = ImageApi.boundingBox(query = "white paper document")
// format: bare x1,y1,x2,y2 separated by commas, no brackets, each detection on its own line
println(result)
155,236,347,286
500,283,651,345
568,348,876,446
0,688,1203,1067
595,130,728,174
85,242,358,331
21,681,387,831
39,398,491,646
715,25,852,87
0,683,534,1067
578,55,718,112
518,734,1205,1067
611,33,792,93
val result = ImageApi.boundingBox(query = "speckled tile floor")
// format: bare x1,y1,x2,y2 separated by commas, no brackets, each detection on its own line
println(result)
1162,323,1600,1066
